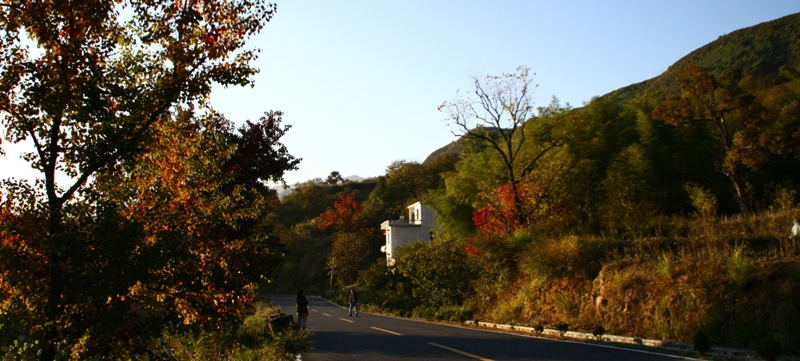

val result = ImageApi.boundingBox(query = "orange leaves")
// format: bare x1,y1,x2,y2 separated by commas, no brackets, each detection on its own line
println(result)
84,110,283,332
318,191,368,232
653,97,694,126
472,181,562,237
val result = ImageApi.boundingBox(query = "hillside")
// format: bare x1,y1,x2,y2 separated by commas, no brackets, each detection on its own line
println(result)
611,12,800,102
425,12,800,163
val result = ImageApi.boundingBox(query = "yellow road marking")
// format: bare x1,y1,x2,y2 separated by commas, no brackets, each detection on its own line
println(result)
428,342,494,361
371,327,402,336
322,313,331,317
339,318,354,323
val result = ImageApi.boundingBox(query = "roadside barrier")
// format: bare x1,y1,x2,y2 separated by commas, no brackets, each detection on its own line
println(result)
462,320,797,360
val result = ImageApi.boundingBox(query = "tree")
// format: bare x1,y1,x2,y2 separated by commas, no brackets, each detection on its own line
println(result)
653,63,770,214
318,191,369,233
364,160,429,219
599,144,660,235
396,239,477,309
326,256,337,291
328,232,371,287
439,67,569,227
1,109,297,358
363,155,457,225
97,110,291,350
0,0,278,358
326,171,345,185
472,161,570,238
224,112,302,191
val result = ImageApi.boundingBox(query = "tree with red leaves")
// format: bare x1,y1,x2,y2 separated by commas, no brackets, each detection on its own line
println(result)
318,191,369,233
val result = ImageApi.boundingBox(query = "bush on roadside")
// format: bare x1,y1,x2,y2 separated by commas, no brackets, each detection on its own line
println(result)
139,300,312,361
693,329,712,355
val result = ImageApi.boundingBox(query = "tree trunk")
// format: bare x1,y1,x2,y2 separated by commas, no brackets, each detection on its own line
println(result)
40,255,63,361
729,175,749,216
41,197,64,361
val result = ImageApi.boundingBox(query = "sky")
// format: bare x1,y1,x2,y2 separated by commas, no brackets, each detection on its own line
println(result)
2,1,800,188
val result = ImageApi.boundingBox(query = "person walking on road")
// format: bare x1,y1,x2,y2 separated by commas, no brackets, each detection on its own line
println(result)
348,289,359,317
296,289,309,329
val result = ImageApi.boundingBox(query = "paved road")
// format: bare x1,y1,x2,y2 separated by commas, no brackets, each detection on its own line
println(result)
272,295,694,361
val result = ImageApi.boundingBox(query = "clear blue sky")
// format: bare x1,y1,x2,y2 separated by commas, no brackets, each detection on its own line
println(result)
2,1,799,188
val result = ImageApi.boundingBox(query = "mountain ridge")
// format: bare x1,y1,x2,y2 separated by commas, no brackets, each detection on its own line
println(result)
424,12,800,164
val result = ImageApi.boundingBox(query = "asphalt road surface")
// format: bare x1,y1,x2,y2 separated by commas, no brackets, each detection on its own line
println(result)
272,295,694,361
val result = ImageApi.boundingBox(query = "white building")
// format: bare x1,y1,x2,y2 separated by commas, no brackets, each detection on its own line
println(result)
380,202,434,266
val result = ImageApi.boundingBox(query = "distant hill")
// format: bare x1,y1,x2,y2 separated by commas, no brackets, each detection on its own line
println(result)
344,175,365,182
274,174,368,200
610,12,800,102
424,12,800,162
423,128,504,164
424,140,462,164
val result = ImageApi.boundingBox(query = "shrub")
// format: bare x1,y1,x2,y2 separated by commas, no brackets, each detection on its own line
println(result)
757,335,782,361
519,236,617,279
432,305,473,322
726,244,753,287
555,322,569,334
593,326,606,338
655,253,673,278
141,302,312,361
685,183,717,219
692,329,712,355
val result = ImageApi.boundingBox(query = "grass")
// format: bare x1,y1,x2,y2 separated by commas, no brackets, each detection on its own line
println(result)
655,253,673,279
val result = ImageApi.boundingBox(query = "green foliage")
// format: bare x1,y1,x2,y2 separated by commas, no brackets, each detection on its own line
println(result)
1,339,40,361
427,189,477,240
277,183,339,226
725,245,753,287
329,232,372,287
685,183,718,219
555,322,569,334
615,14,800,102
592,326,606,338
269,221,330,294
655,253,674,279
270,181,380,294
441,69,571,230
396,239,478,309
768,180,797,211
363,155,457,223
357,260,414,314
600,143,663,236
